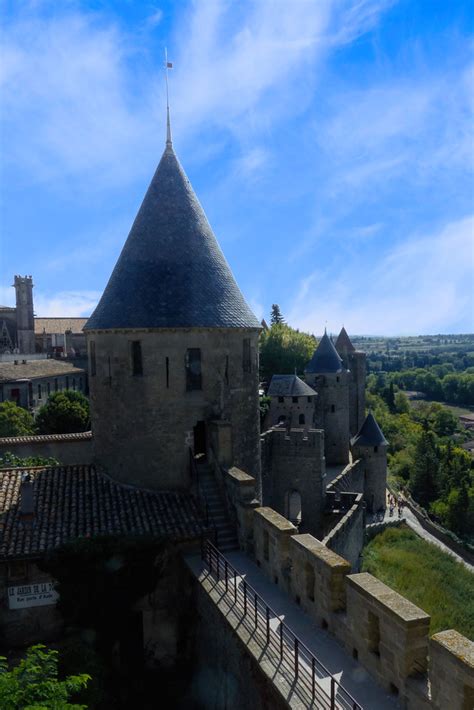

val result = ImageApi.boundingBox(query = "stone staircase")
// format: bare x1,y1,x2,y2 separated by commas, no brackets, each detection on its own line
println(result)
196,461,239,552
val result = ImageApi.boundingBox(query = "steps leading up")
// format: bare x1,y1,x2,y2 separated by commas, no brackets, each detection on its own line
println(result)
196,462,239,552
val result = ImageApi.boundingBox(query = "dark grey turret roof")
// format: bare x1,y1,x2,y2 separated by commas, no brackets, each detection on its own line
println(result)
351,412,388,447
268,375,317,398
85,144,260,331
335,326,355,354
305,332,343,374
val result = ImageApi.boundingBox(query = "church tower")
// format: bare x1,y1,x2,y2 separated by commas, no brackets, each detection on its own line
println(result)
335,326,366,437
305,332,350,465
84,115,261,491
14,275,35,354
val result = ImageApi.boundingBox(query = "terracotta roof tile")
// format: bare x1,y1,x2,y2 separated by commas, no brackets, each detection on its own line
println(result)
0,465,207,559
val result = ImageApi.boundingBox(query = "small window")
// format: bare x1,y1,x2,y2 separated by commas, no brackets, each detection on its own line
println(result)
307,396,312,403
78,378,82,391
186,348,202,390
54,378,58,392
278,396,284,403
90,341,96,377
47,382,51,396
65,376,69,389
374,446,378,453
292,396,298,403
242,338,251,373
131,341,143,376
336,376,340,383
331,404,335,413
72,378,76,390
368,611,381,657
299,414,305,425
37,384,42,399
166,357,170,388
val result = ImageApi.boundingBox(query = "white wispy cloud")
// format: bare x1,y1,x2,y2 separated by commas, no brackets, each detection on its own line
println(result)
34,290,100,317
288,215,474,335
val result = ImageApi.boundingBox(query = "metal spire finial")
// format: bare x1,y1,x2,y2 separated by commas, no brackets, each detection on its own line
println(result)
165,48,173,148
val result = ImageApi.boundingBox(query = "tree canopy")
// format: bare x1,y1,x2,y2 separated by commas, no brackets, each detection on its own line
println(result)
0,644,89,709
270,304,285,325
259,323,317,382
0,401,35,437
36,391,90,435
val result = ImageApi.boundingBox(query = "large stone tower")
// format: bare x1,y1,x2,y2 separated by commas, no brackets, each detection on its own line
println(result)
84,121,261,491
351,412,388,513
335,327,366,437
14,275,35,354
305,332,350,465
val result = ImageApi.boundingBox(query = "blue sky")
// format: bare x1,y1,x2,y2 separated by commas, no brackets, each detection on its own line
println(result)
1,0,473,335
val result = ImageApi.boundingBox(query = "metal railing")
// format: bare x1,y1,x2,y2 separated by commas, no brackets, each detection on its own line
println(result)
201,539,362,710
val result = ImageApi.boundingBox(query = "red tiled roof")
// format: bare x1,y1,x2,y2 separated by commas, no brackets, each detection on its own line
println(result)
0,465,207,559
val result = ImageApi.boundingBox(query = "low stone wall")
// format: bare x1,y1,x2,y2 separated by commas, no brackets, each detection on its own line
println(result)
323,493,365,570
253,507,296,587
0,431,92,465
365,518,404,541
429,630,474,710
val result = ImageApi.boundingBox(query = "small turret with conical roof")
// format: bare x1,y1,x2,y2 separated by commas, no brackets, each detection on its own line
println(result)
335,326,355,355
305,331,350,465
85,108,261,491
351,411,388,513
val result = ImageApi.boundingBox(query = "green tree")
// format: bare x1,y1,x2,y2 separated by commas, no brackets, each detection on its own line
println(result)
270,304,285,325
0,452,59,469
0,644,89,709
0,401,35,437
394,391,410,414
36,391,90,435
409,429,440,507
259,324,316,381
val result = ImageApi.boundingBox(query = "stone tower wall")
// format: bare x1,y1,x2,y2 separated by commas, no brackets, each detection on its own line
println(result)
348,351,366,436
14,275,35,354
352,442,387,513
86,328,261,490
306,371,350,465
267,395,315,428
260,428,326,538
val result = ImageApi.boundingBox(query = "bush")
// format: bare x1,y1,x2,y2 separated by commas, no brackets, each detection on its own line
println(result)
36,391,90,434
0,401,35,437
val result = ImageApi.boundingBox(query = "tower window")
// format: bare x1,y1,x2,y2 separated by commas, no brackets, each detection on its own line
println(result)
242,338,251,373
331,404,335,413
65,376,69,390
374,446,378,453
37,384,42,399
72,378,76,390
131,341,143,376
307,397,312,403
54,378,58,392
186,348,202,390
278,396,284,403
47,382,51,396
299,414,305,425
292,396,298,403
90,341,96,377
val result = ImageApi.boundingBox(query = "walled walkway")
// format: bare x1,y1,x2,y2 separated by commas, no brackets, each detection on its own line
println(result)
186,550,401,709
378,496,474,573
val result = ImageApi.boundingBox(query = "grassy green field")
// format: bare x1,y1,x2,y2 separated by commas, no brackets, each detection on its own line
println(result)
362,526,474,640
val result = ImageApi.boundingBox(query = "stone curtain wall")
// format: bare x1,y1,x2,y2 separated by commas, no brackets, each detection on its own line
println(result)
0,432,92,465
322,493,365,570
326,459,364,495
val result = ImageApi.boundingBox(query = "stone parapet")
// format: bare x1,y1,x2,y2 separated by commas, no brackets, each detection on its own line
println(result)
345,572,430,698
253,507,297,587
429,629,474,710
289,534,350,629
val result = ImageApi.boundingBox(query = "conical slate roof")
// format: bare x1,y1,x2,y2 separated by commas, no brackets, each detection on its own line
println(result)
305,332,343,374
351,412,388,447
267,375,317,398
85,144,260,331
335,326,355,354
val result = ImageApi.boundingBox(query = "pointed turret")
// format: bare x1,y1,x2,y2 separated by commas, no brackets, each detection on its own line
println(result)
351,412,388,448
85,143,259,331
335,326,355,354
305,332,343,374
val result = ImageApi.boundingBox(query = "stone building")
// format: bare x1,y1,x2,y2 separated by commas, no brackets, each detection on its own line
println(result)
0,359,86,411
266,374,316,427
351,411,388,513
83,123,261,491
335,326,366,436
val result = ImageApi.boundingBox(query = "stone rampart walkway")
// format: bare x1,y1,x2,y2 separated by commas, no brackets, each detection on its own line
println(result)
187,550,401,709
